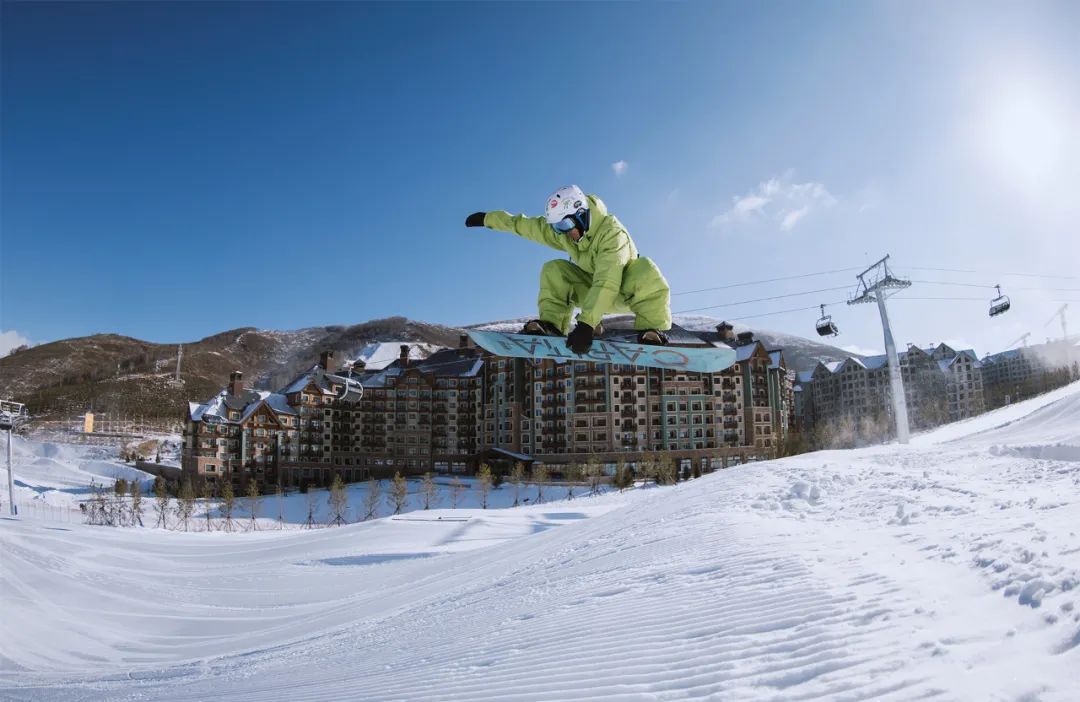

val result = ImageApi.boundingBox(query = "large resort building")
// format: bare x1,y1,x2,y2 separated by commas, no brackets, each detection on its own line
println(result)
182,323,793,490
795,343,986,438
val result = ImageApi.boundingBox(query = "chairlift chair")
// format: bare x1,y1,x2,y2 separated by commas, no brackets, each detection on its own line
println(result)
989,284,1011,317
815,304,840,337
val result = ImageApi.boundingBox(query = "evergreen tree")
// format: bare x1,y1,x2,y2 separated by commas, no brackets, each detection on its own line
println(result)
114,477,129,497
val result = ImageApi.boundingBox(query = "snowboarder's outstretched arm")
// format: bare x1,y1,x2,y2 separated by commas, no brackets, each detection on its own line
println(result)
465,211,565,252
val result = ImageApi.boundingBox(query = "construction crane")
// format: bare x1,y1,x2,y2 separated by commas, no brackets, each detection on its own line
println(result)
1044,304,1069,341
1007,332,1031,349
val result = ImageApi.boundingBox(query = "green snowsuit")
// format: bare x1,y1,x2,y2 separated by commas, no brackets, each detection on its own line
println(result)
483,194,671,334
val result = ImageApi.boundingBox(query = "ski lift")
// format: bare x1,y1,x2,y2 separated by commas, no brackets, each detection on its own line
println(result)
815,304,840,337
989,284,1011,317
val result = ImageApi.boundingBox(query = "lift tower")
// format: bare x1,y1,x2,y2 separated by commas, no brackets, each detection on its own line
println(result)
848,255,913,444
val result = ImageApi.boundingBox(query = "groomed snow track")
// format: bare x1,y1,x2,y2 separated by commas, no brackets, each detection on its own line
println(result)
3,382,1080,701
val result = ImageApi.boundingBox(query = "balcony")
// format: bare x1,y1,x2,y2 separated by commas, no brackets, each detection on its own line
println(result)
723,407,738,416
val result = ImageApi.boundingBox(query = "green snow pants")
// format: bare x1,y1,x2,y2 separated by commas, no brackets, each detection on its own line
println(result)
537,257,672,334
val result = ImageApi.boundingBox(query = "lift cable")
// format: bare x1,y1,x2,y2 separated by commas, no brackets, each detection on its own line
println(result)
671,266,862,296
673,285,852,315
905,266,1080,282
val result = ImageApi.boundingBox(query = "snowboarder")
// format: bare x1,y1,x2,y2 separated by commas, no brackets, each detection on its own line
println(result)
465,185,672,354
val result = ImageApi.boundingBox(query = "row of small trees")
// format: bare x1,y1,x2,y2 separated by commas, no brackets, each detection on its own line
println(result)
85,452,697,531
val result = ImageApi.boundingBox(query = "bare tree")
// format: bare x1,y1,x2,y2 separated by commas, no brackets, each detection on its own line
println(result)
656,453,676,485
362,477,382,521
276,482,285,529
584,455,604,496
220,479,236,532
475,464,493,509
449,476,465,508
388,472,409,515
562,463,581,500
533,464,549,504
420,472,439,510
113,478,129,526
129,479,144,526
246,479,260,531
303,492,318,529
328,474,349,526
637,455,657,486
178,478,195,532
201,480,214,531
509,462,525,506
153,476,169,529
613,458,634,492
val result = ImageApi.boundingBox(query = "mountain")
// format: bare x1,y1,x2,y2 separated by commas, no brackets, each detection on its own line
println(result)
0,318,461,420
1,314,855,420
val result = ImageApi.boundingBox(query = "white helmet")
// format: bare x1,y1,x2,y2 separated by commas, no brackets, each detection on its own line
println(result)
544,185,589,227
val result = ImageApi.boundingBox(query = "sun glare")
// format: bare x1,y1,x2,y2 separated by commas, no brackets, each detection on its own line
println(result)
973,76,1073,198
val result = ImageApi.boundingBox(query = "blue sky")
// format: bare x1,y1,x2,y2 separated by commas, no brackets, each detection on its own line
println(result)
3,1,1078,359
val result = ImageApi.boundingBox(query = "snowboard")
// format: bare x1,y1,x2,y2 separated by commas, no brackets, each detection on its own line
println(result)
467,329,737,373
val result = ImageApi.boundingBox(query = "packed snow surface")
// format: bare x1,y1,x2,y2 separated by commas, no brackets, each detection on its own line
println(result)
3,384,1080,700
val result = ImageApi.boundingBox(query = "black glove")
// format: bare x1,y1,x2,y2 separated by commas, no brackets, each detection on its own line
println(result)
465,212,487,228
567,322,594,354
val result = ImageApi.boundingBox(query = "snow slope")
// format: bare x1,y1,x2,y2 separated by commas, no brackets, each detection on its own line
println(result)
3,383,1080,700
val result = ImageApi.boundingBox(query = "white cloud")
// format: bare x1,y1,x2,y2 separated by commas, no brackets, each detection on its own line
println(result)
611,160,628,177
0,330,32,357
712,171,836,231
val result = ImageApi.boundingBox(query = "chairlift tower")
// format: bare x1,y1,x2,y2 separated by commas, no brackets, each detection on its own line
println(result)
1,400,30,516
847,255,912,444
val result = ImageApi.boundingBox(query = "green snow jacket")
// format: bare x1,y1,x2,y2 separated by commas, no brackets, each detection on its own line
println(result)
483,195,639,328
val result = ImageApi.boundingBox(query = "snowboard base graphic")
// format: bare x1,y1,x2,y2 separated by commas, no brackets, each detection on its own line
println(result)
467,329,737,373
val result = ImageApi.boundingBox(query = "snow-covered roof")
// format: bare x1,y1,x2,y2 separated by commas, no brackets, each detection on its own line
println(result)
190,392,227,422
488,447,533,462
263,392,298,415
797,370,814,384
735,345,759,362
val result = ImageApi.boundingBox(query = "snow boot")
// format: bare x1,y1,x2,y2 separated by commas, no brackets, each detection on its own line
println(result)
521,319,563,336
637,329,669,346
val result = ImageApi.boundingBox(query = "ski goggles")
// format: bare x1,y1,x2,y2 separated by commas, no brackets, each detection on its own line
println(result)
551,216,578,234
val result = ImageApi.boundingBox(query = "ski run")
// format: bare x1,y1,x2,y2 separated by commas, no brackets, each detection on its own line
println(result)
3,382,1080,701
